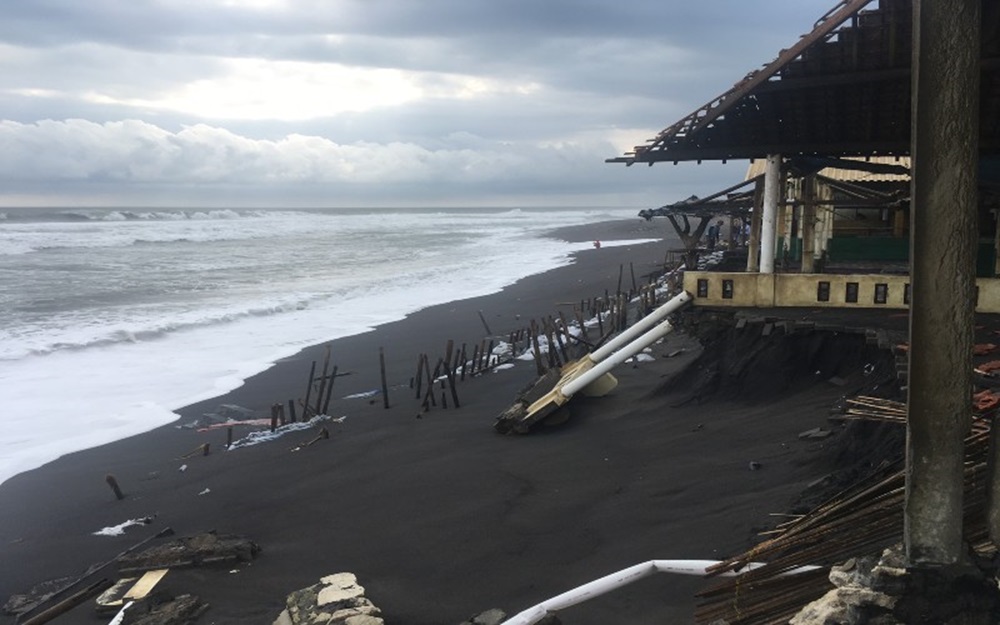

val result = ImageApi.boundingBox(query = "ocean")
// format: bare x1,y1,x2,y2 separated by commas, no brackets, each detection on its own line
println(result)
0,206,651,486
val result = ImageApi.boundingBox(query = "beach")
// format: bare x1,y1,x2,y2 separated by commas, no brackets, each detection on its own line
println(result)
0,218,855,625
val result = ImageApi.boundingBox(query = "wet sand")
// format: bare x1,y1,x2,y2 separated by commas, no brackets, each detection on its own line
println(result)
0,218,853,625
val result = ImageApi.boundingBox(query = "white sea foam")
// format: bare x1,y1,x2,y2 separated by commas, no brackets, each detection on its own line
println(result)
0,206,664,486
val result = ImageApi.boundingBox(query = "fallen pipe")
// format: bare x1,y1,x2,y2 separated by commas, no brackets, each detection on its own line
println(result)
589,290,692,363
499,559,821,625
557,290,692,382
522,315,678,423
496,290,692,433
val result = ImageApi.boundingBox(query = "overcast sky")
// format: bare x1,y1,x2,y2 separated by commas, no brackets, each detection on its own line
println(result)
0,0,835,208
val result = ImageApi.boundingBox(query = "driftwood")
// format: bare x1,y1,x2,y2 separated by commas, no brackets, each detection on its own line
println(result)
9,528,174,622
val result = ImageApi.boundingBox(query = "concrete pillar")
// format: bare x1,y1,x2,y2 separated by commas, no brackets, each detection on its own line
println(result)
759,154,781,274
746,177,764,272
801,175,817,273
905,0,980,567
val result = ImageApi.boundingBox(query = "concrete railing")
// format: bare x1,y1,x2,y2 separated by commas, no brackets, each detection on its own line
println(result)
682,272,1000,313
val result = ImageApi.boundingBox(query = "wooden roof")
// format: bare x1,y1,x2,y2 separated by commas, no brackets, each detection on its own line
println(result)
609,0,1000,165
746,155,910,182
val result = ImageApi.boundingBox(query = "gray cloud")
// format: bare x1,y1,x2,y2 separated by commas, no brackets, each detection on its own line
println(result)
0,0,833,207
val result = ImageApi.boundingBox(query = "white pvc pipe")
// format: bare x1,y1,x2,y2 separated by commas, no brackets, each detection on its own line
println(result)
500,559,820,625
561,316,675,397
760,154,781,274
589,291,691,363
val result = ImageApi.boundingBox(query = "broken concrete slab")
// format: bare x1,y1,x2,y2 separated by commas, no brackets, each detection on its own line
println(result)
273,572,384,625
118,532,259,574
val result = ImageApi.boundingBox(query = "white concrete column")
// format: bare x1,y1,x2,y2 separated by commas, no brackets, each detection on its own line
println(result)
759,154,781,274
801,175,816,273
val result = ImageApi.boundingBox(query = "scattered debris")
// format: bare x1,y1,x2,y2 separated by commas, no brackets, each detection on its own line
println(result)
197,488,210,496
290,426,330,452
118,593,208,625
458,608,507,625
228,415,332,450
94,517,155,537
3,577,75,616
343,390,380,400
973,342,998,356
95,569,169,614
4,528,174,620
798,428,833,440
118,531,260,574
273,572,384,625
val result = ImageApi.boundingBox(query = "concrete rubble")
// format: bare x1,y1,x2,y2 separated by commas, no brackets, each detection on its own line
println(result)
273,572,384,625
790,544,1000,624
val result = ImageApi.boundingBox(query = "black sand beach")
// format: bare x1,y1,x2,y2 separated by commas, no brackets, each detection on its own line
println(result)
0,219,888,625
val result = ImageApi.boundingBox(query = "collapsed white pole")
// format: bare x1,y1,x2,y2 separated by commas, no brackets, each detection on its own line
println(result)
561,315,677,397
500,559,820,625
588,290,692,363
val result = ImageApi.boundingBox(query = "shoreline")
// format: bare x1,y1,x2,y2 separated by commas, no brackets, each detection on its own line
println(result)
0,217,842,625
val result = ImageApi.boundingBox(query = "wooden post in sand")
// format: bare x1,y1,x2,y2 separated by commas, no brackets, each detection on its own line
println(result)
288,399,297,423
443,340,460,408
302,360,317,419
414,353,425,399
322,366,338,415
530,320,546,376
478,310,493,335
314,345,332,416
105,474,125,500
379,347,390,409
469,344,480,375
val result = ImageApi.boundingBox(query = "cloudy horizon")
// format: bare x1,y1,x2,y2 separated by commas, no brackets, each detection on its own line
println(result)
1,1,833,209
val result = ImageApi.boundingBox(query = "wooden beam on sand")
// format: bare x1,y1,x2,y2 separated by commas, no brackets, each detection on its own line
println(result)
19,578,113,625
